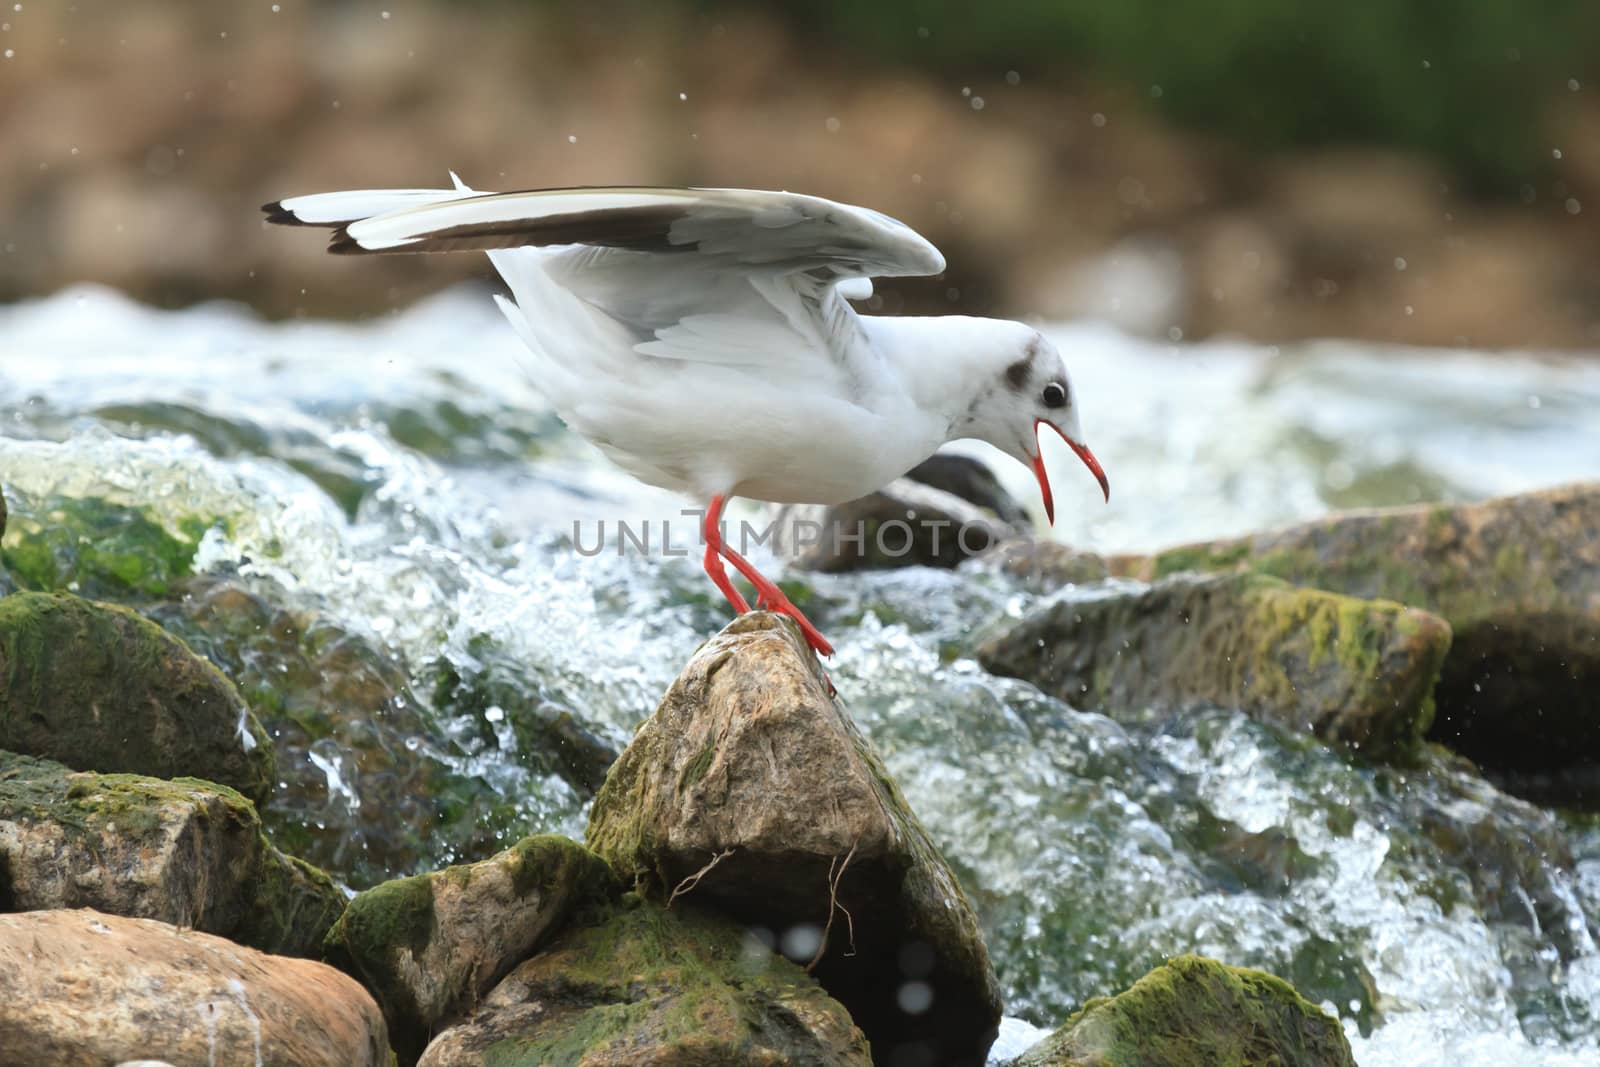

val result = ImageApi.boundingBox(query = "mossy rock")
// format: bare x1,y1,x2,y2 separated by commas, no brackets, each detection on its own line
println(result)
324,834,621,1065
1012,955,1355,1066
587,612,1002,1066
0,592,274,804
145,575,528,887
979,572,1450,762
416,897,871,1067
0,490,215,601
1110,482,1600,777
0,749,343,956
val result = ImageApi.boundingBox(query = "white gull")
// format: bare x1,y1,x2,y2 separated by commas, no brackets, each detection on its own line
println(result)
264,178,1108,656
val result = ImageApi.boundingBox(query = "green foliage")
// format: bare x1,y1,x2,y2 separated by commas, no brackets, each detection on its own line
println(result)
746,0,1600,190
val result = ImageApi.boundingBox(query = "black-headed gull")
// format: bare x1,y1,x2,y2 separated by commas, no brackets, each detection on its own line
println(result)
264,178,1108,657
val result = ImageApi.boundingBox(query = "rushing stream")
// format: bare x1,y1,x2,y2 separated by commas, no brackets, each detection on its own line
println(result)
3,284,1600,1065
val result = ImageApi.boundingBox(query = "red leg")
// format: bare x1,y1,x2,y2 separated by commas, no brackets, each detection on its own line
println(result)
717,539,835,658
702,495,750,614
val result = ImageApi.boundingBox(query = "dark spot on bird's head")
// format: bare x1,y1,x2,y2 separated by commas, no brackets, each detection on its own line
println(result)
1004,336,1042,391
1004,356,1032,392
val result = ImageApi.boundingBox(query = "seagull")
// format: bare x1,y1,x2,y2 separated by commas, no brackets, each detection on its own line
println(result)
263,178,1108,657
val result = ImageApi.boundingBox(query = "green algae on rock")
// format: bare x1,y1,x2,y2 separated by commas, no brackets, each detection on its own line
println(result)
0,591,275,804
324,834,620,1064
978,572,1451,762
0,750,344,956
587,612,1003,1067
1110,482,1600,775
0,908,390,1067
416,896,871,1067
1011,955,1355,1067
0,490,217,601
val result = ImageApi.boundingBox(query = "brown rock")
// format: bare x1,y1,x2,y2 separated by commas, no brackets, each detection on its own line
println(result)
773,477,1018,573
586,612,1002,1066
0,908,388,1067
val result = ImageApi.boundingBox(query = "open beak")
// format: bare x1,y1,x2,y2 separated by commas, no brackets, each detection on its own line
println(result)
1031,418,1110,524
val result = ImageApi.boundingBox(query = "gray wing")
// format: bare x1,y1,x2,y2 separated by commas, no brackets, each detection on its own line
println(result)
274,184,945,398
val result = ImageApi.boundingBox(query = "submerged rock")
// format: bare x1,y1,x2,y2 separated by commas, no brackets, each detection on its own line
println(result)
0,908,388,1067
0,490,212,601
587,612,1003,1066
417,897,871,1067
430,634,621,796
324,834,620,1063
978,573,1451,762
1011,955,1355,1067
0,591,275,805
0,751,344,957
1111,482,1600,775
149,576,529,886
774,455,1026,573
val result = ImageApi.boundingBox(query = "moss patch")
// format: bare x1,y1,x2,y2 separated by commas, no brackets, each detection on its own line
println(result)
465,898,869,1067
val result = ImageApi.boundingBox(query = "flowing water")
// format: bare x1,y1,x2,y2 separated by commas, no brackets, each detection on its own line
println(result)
3,284,1600,1065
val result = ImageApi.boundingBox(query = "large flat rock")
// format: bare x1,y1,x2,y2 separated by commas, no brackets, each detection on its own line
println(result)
1109,482,1600,772
978,573,1451,761
0,908,388,1067
587,612,1003,1066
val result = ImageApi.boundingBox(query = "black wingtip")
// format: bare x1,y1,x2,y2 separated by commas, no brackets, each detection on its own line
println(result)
328,227,362,254
261,201,306,226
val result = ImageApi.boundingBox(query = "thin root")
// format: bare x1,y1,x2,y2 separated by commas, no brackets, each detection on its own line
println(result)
806,842,859,972
667,848,735,909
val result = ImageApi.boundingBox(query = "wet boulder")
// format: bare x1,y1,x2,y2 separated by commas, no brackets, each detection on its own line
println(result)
324,834,620,1063
1109,483,1600,774
979,539,1112,590
0,591,275,805
0,750,344,957
0,908,389,1067
978,573,1451,762
1010,955,1355,1067
587,612,1003,1066
774,454,1027,573
418,897,871,1067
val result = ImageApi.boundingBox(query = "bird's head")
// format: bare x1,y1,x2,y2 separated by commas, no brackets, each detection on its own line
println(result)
960,327,1108,523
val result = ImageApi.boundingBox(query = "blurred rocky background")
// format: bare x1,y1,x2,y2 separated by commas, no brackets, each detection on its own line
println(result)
3,0,1600,348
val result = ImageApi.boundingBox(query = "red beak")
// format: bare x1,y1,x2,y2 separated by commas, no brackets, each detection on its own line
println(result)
1031,418,1110,524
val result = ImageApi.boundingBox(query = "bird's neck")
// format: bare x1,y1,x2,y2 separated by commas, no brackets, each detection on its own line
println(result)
863,315,1029,438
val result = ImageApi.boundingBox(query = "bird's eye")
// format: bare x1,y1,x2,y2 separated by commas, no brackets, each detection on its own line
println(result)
1041,382,1068,409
